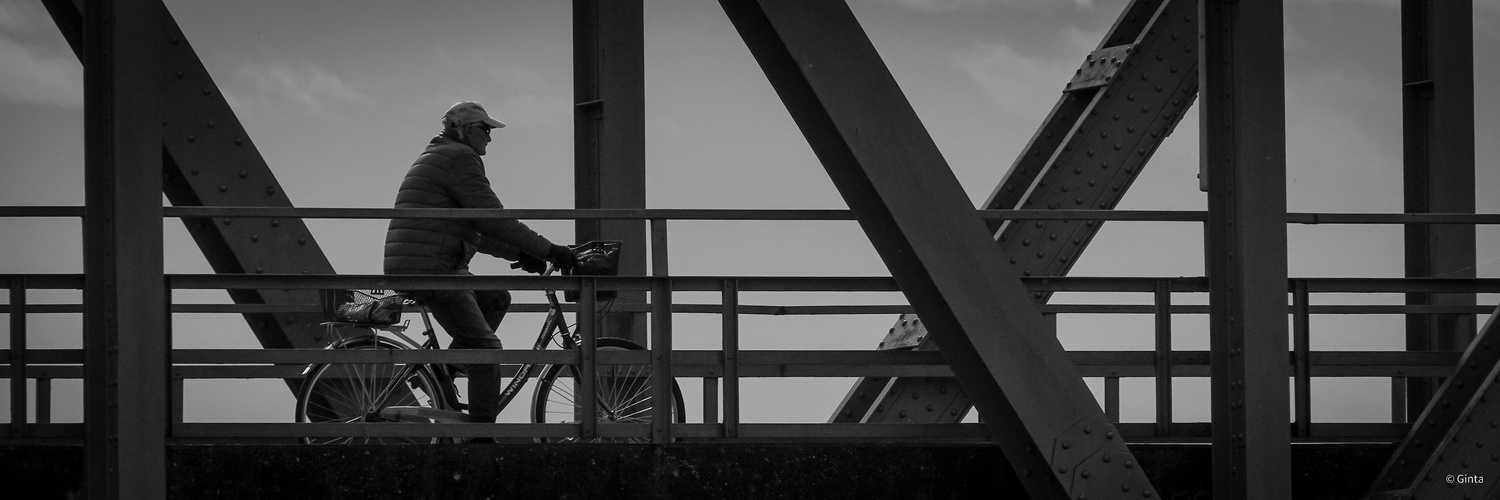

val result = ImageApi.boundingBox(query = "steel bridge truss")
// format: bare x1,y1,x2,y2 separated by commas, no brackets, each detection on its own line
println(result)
24,0,1486,498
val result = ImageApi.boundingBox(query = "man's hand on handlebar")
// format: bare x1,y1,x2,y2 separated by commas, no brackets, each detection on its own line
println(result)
511,252,547,274
546,244,579,272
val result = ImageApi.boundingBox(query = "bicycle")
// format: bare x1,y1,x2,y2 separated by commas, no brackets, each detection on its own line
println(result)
293,241,686,444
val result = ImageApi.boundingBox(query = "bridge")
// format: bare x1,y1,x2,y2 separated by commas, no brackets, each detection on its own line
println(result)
0,0,1492,498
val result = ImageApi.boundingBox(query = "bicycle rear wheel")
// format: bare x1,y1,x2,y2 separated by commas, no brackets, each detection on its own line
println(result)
294,336,448,444
531,337,686,443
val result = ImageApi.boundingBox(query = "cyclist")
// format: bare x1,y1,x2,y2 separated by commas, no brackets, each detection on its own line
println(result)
383,101,578,425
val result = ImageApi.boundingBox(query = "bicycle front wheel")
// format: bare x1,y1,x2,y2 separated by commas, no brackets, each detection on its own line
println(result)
531,337,686,443
294,336,448,444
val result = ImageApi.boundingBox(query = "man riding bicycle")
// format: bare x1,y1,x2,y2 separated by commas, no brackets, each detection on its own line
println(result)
383,101,578,424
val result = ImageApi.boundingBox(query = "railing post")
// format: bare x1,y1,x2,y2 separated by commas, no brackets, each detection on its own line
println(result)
36,377,51,424
578,278,598,440
1293,279,1311,438
1154,279,1173,437
650,276,673,444
722,279,739,439
650,219,668,277
10,277,26,438
1105,375,1120,422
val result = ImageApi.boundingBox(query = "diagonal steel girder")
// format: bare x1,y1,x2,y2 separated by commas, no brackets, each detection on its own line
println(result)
834,0,1200,427
44,0,336,350
1367,304,1500,499
719,1,1156,497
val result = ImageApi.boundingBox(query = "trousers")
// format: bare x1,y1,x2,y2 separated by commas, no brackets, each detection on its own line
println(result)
406,287,511,422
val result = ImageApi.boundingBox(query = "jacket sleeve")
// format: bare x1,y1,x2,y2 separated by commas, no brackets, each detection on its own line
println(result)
446,154,554,258
476,236,521,260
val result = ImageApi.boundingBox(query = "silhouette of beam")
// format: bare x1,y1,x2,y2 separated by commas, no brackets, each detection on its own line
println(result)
719,1,1156,497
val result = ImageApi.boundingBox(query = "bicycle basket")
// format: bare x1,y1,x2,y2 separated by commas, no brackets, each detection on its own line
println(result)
322,289,405,325
565,240,621,302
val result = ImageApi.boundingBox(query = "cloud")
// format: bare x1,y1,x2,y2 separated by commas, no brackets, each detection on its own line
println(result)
950,28,1098,118
0,2,82,107
229,60,366,114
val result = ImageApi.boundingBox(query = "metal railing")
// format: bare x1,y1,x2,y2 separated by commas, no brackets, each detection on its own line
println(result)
1,206,1496,443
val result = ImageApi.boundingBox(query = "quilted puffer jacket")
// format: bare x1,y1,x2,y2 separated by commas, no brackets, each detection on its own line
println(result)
383,136,553,275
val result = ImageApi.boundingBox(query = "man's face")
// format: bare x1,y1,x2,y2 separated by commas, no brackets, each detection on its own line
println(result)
466,124,494,156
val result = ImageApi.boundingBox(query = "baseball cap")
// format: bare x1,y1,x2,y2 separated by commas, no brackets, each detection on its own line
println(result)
443,101,506,129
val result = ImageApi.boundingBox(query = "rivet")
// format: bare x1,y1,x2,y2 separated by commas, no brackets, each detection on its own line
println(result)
1083,426,1093,434
1106,431,1116,440
1125,459,1134,468
235,138,244,146
171,38,180,45
1100,131,1109,139
175,71,184,79
1049,233,1058,241
267,186,276,196
218,185,228,193
1022,239,1031,246
251,235,259,242
1122,484,1131,492
202,88,212,96
1023,270,1032,276
222,219,232,226
897,410,908,418
926,404,934,412
1081,470,1091,479
298,238,307,245
1061,441,1071,450
255,268,264,274
271,220,280,227
162,120,169,127
187,135,196,143
911,392,921,400
1036,252,1045,259
1034,221,1044,228
1102,455,1112,463
1101,162,1109,169
207,121,216,129
191,168,200,176
239,170,248,178
1058,466,1068,474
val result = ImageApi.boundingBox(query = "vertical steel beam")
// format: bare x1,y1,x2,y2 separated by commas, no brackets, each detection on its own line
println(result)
44,0,340,354
1401,0,1476,420
720,2,1156,497
1200,1,1291,498
82,0,167,496
575,0,648,344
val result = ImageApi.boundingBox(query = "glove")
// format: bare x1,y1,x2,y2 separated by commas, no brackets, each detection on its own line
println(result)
510,252,547,274
546,244,579,272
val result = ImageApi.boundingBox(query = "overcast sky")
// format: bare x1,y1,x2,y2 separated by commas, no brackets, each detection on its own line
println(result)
1,0,1498,427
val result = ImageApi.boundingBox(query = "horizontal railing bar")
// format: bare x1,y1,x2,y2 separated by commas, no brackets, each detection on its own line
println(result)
171,422,597,439
173,349,584,365
0,274,84,289
99,206,1500,224
3,274,1496,296
3,302,1480,317
0,206,85,218
4,302,1493,317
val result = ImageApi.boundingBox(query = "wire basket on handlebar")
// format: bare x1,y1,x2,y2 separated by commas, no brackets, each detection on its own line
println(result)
565,240,621,302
